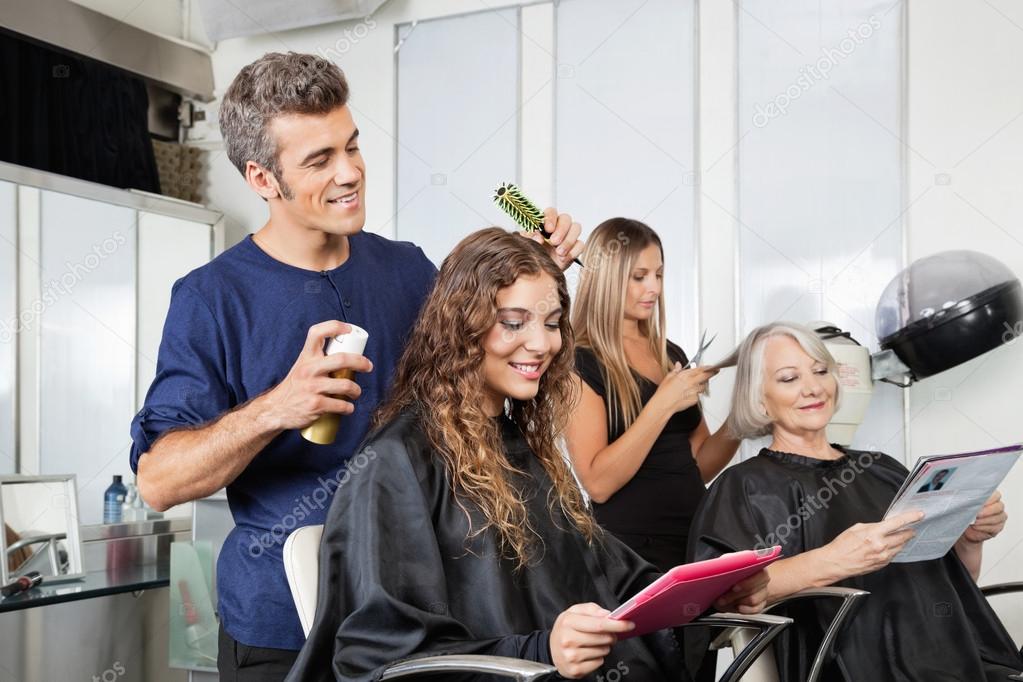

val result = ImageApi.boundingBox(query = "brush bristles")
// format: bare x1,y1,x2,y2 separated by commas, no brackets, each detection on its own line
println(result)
494,182,544,232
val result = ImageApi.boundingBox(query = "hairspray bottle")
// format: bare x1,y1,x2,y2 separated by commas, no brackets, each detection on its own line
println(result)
300,325,369,445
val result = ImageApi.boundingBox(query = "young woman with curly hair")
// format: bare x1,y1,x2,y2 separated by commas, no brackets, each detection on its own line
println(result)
286,228,769,681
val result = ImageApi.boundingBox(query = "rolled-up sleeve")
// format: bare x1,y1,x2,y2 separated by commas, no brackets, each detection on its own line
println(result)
129,280,232,472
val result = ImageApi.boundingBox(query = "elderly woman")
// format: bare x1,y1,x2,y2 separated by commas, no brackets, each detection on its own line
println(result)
688,322,1023,682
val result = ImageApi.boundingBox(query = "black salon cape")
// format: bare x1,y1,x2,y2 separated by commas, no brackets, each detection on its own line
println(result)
285,411,690,682
688,447,1023,682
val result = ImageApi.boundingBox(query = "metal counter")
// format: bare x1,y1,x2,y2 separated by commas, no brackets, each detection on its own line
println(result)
0,517,191,682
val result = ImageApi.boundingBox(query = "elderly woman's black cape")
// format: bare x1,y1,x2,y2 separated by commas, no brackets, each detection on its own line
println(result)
688,446,1023,682
285,410,690,681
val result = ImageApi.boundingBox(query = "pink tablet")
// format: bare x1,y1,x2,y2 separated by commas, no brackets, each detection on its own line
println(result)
610,546,782,638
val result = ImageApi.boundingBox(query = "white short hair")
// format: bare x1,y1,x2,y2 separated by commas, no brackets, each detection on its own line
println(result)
725,322,842,440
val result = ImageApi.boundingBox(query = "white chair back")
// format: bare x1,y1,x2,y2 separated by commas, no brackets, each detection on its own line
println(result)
725,627,779,681
282,524,324,637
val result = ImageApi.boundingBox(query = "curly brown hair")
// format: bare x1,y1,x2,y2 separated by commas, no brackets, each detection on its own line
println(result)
376,228,598,569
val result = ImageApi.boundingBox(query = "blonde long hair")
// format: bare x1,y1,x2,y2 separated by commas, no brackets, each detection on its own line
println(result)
571,218,671,431
375,228,598,569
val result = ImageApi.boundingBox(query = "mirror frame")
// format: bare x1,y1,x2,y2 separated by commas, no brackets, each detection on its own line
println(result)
0,474,85,585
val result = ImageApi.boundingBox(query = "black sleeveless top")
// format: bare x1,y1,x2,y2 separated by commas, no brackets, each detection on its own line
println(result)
574,343,706,550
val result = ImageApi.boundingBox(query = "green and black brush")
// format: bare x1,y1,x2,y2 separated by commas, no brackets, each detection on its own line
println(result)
493,182,583,267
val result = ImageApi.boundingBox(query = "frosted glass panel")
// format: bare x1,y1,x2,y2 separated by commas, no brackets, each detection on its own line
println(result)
556,0,698,343
737,1,905,459
0,181,15,474
40,191,136,524
137,213,211,409
396,9,519,265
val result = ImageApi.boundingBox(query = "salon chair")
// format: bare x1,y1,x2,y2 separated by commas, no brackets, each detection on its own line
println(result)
714,581,1023,682
6,531,68,575
710,587,869,682
283,524,792,681
981,582,1023,681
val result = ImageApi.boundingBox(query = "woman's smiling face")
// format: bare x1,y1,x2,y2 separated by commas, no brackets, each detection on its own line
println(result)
761,334,838,438
481,273,564,416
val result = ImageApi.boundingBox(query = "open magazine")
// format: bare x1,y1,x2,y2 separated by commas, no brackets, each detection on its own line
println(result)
609,546,782,638
884,443,1022,562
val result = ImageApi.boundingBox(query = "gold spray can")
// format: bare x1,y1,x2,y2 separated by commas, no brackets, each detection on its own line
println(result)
300,324,369,445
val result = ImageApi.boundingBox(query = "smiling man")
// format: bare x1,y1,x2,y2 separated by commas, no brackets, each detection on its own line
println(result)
128,52,583,681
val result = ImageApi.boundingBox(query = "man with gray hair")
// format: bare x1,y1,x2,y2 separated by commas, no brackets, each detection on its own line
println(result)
129,52,583,680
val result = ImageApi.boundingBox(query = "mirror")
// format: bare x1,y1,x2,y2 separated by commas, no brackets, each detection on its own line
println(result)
0,475,84,585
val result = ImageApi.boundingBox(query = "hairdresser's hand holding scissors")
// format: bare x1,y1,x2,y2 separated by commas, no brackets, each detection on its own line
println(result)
520,207,585,271
647,329,719,414
649,363,718,416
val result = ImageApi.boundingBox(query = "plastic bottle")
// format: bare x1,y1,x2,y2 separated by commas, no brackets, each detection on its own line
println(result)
120,476,136,521
103,475,128,524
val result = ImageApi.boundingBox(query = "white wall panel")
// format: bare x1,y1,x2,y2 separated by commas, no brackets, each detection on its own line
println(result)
904,0,1023,596
556,0,698,345
737,0,905,459
395,8,520,265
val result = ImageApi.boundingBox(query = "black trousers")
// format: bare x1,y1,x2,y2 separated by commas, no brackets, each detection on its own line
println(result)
218,624,300,682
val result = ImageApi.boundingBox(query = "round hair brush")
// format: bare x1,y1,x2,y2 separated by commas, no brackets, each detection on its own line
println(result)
493,182,583,267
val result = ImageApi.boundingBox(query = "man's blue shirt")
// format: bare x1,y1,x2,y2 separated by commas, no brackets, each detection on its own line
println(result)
129,232,437,649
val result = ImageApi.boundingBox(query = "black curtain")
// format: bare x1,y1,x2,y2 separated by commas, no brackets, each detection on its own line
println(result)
0,29,160,192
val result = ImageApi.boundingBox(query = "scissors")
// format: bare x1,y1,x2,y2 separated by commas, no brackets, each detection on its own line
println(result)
684,329,717,369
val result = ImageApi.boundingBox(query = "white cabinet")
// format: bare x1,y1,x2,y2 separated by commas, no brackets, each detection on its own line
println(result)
137,213,213,407
38,191,137,516
0,181,15,474
1,162,222,524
